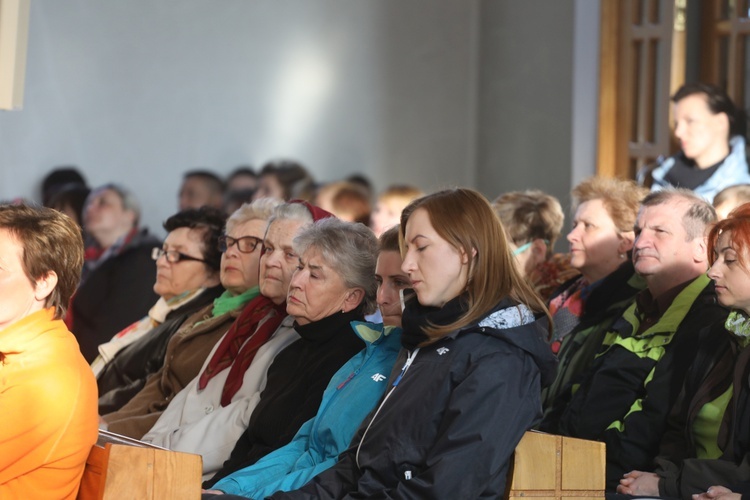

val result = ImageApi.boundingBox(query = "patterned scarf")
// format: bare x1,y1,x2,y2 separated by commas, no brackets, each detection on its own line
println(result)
198,294,287,406
549,277,589,354
726,310,750,348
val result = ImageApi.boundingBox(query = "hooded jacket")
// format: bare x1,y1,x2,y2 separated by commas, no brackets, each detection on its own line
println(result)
210,322,402,498
71,228,161,362
269,298,557,500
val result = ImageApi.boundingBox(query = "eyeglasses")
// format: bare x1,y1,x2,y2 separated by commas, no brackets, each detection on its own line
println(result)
218,235,263,253
151,247,208,264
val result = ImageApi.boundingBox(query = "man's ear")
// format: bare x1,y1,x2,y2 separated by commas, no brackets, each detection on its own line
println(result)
694,236,709,264
34,271,58,303
124,209,138,228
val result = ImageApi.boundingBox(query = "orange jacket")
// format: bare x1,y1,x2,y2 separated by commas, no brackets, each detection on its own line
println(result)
0,308,98,499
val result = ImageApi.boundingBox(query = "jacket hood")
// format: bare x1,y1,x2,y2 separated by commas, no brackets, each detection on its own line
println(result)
470,299,558,388
350,321,401,345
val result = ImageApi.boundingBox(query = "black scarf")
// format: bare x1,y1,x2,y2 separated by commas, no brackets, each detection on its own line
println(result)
401,295,469,350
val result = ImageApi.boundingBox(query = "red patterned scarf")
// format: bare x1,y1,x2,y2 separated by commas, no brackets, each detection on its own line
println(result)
198,294,287,406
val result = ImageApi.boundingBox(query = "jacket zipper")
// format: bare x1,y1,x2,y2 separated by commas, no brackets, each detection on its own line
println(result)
355,348,420,468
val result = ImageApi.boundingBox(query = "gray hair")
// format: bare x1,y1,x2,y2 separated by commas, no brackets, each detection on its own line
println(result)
267,201,315,229
293,218,378,315
89,183,141,226
641,188,717,240
226,197,281,234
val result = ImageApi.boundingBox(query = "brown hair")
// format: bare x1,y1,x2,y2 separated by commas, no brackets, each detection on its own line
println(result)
379,225,400,253
492,190,564,255
0,203,84,319
400,188,550,339
259,160,316,201
571,177,647,233
318,181,372,225
378,185,424,205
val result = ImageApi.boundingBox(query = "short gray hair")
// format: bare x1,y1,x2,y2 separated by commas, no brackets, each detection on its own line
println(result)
293,218,378,315
641,188,717,240
226,197,281,234
89,184,141,226
267,201,315,229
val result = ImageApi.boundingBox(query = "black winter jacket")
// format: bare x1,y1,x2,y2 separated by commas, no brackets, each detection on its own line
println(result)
71,229,161,362
542,260,645,420
269,299,558,500
97,284,224,414
654,323,750,498
550,275,728,489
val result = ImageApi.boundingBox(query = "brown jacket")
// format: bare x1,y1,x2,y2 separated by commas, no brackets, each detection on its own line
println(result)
103,303,243,439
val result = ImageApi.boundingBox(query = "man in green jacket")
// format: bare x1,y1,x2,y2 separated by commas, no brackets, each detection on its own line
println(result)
545,188,728,491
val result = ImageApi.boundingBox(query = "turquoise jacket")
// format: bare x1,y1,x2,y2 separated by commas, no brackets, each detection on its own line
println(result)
212,321,402,498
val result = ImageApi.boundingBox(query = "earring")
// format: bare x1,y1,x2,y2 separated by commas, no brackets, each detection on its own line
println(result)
619,253,626,259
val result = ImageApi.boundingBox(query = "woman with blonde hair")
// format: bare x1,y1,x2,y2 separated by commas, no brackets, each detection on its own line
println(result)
234,187,558,499
542,176,647,422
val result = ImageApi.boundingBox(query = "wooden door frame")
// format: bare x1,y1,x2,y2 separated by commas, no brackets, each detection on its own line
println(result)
596,0,686,179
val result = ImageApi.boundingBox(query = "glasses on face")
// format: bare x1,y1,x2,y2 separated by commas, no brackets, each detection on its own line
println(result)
151,247,208,264
218,235,263,254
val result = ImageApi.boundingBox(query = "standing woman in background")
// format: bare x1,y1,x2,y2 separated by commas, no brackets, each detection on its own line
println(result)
254,187,557,499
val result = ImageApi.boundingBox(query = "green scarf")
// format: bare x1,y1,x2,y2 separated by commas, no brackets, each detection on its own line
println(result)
211,287,260,318
726,310,750,348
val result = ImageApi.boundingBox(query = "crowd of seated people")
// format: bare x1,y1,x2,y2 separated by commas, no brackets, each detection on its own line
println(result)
9,81,750,499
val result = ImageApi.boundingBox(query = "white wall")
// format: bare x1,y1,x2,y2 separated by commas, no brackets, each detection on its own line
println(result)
0,0,594,238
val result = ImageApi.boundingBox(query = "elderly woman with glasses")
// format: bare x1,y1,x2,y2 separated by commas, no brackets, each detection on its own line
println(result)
95,207,226,412
101,198,281,439
0,204,98,499
139,202,340,479
202,224,403,498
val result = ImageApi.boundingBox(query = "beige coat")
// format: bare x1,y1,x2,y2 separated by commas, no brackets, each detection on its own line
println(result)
103,303,242,439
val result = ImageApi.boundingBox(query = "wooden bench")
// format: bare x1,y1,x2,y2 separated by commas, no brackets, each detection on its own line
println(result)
77,430,603,499
506,431,606,499
77,430,202,500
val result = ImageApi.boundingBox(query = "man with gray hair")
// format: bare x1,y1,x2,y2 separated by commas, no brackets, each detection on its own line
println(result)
541,188,728,491
70,183,160,362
